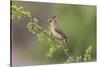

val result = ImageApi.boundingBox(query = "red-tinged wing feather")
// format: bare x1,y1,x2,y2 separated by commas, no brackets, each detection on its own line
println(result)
54,28,68,43
54,28,66,38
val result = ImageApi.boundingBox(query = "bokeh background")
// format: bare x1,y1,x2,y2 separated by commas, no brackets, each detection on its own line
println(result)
11,1,96,67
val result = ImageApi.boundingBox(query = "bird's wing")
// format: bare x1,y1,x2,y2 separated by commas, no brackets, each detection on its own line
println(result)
54,27,66,38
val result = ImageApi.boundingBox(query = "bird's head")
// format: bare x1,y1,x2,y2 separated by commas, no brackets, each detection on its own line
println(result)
48,16,57,26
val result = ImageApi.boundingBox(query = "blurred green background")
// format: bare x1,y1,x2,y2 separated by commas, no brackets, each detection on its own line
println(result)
12,1,96,67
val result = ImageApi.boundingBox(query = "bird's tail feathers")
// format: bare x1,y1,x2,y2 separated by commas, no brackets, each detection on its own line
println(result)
63,38,67,44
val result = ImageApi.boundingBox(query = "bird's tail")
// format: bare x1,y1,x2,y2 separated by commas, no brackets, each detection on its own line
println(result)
63,38,71,57
63,37,70,48
63,37,67,45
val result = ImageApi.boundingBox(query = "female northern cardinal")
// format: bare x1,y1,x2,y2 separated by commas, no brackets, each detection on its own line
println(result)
48,16,67,45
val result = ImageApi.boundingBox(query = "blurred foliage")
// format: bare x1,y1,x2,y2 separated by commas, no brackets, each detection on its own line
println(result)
11,3,96,64
11,5,31,19
64,45,92,63
83,46,92,61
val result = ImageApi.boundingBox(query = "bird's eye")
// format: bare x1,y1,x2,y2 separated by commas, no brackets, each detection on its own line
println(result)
50,20,52,22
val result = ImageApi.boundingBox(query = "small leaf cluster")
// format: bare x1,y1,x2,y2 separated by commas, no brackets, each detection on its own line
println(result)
83,46,92,61
26,17,47,41
11,5,31,19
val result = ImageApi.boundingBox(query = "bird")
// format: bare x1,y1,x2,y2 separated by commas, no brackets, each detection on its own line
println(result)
48,16,67,45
